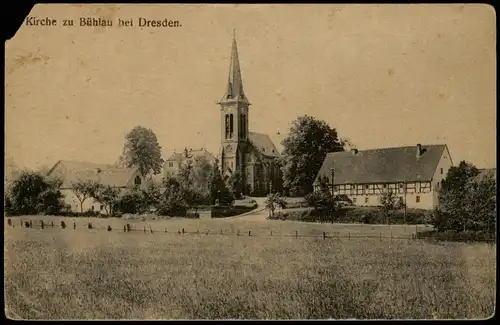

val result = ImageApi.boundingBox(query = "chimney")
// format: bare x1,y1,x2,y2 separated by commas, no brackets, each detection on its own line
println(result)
96,168,102,174
351,148,358,155
416,144,422,158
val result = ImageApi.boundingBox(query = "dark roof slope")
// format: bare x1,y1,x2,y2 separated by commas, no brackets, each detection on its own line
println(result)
164,148,216,164
248,132,280,157
48,160,138,189
314,145,447,185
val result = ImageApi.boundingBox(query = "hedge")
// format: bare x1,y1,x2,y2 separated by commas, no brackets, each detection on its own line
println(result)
54,211,123,218
416,229,496,243
211,205,257,218
275,207,432,225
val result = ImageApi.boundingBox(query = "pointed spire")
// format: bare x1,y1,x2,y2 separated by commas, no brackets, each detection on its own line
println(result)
220,31,249,104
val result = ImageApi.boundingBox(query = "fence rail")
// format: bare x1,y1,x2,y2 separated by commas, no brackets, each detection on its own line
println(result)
5,218,434,242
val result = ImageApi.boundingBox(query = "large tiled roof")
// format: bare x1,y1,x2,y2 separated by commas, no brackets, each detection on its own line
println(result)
47,160,138,189
248,132,280,157
315,145,448,185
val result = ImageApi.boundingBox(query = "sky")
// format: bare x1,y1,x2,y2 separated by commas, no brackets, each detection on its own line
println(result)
5,4,496,171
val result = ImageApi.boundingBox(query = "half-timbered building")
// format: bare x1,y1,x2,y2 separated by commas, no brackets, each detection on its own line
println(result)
313,144,453,210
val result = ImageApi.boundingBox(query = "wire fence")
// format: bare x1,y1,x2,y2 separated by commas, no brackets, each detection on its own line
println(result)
7,218,427,242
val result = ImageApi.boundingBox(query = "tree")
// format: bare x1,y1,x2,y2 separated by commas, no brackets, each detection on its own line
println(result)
157,178,188,216
208,159,234,206
227,170,244,199
436,161,480,232
304,175,336,220
463,171,496,234
91,184,120,215
119,126,164,176
5,171,64,216
379,190,399,224
265,192,287,218
280,115,344,196
71,180,100,213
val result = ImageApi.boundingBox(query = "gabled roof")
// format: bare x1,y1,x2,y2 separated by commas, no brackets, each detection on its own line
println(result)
248,132,280,157
164,148,216,164
314,145,448,185
47,160,139,189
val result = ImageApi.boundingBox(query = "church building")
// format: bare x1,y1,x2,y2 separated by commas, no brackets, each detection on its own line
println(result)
217,34,282,196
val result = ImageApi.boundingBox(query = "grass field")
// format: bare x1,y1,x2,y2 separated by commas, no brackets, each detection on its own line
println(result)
4,216,496,320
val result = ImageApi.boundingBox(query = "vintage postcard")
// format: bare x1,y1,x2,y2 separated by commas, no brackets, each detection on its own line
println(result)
4,4,496,320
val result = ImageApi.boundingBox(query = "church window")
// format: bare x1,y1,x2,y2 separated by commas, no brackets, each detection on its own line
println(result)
229,114,234,138
169,162,173,167
134,176,142,186
225,115,230,139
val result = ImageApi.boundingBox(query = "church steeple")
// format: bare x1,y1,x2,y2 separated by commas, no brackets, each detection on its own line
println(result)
220,30,249,104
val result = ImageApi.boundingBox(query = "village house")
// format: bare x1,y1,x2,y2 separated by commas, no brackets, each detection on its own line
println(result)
46,160,145,213
314,144,453,210
163,147,217,179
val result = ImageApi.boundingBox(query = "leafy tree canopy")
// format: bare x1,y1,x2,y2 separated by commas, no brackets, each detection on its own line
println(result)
280,115,344,196
119,126,164,176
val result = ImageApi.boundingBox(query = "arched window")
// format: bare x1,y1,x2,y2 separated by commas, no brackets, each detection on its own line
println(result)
229,114,234,138
134,175,141,186
225,114,230,139
242,114,246,138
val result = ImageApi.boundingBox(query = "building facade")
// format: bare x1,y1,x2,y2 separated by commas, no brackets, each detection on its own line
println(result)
314,144,453,210
217,34,282,196
163,147,217,179
47,160,145,213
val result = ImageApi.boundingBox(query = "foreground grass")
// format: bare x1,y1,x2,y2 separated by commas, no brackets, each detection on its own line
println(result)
4,218,496,319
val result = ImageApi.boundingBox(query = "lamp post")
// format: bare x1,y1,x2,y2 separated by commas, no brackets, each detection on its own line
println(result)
330,168,335,222
403,180,407,225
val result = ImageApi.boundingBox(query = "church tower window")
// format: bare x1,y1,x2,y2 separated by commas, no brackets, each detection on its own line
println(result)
229,114,234,138
225,114,230,139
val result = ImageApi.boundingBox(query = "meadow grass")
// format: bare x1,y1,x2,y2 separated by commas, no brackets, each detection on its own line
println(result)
4,216,496,320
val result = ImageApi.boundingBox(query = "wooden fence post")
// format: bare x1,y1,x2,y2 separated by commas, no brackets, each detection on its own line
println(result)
220,229,223,235
390,232,392,242
249,230,251,236
20,219,23,227
107,225,112,232
29,220,32,228
165,228,167,233
51,221,54,228
237,229,240,236
124,225,127,232
207,230,210,235
41,221,44,229
270,230,272,236
197,229,199,235
323,232,326,240
182,228,185,234
295,230,298,238
380,232,382,241
144,226,146,233
73,222,76,230
149,226,153,234
178,229,181,235
61,221,66,229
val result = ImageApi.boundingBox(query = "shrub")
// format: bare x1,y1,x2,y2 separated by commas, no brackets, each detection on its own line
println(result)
211,205,255,218
416,229,496,243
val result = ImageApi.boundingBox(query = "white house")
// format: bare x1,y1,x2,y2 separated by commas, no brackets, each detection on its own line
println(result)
313,144,453,210
47,160,145,213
